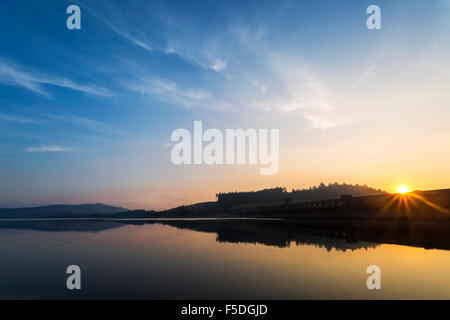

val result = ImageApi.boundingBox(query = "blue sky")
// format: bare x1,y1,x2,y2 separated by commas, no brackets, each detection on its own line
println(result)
1,0,449,209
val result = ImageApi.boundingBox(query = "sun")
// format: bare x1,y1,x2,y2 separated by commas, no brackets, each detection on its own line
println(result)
397,185,409,194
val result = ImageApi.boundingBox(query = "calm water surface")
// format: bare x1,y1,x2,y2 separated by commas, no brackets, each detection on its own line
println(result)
1,219,450,299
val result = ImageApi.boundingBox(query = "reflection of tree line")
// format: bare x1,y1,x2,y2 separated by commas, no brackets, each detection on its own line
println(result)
138,220,378,251
3,217,450,251
0,218,375,251
214,222,378,251
0,219,123,232
120,218,450,251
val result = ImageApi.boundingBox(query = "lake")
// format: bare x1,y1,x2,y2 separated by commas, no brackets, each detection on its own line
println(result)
1,218,450,299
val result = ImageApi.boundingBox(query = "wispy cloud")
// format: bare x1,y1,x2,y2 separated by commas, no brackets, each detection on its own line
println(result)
0,62,48,96
84,3,228,73
164,46,228,72
130,78,212,108
0,61,114,97
234,53,346,129
80,2,344,128
211,59,227,72
302,113,345,130
44,112,108,131
0,113,39,124
86,7,153,52
25,145,79,152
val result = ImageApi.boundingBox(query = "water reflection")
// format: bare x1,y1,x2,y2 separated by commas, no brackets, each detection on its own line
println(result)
134,218,450,251
0,219,124,232
138,219,378,251
1,218,450,299
2,217,450,251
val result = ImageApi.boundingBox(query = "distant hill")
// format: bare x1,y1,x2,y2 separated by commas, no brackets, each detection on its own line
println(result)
0,183,387,219
290,183,386,202
217,183,386,208
0,203,127,219
158,201,218,216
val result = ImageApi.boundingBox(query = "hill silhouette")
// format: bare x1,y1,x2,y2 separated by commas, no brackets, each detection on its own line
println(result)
0,183,387,219
216,182,386,208
0,203,127,219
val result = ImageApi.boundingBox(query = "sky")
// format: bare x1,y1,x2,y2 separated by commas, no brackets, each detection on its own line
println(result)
0,0,449,209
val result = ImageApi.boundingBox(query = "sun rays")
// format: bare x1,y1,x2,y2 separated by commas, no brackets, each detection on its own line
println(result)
380,191,450,216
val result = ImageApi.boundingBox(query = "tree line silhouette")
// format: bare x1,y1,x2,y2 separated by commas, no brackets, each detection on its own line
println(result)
216,183,385,208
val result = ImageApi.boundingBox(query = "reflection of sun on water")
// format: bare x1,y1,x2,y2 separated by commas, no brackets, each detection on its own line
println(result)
397,186,409,194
